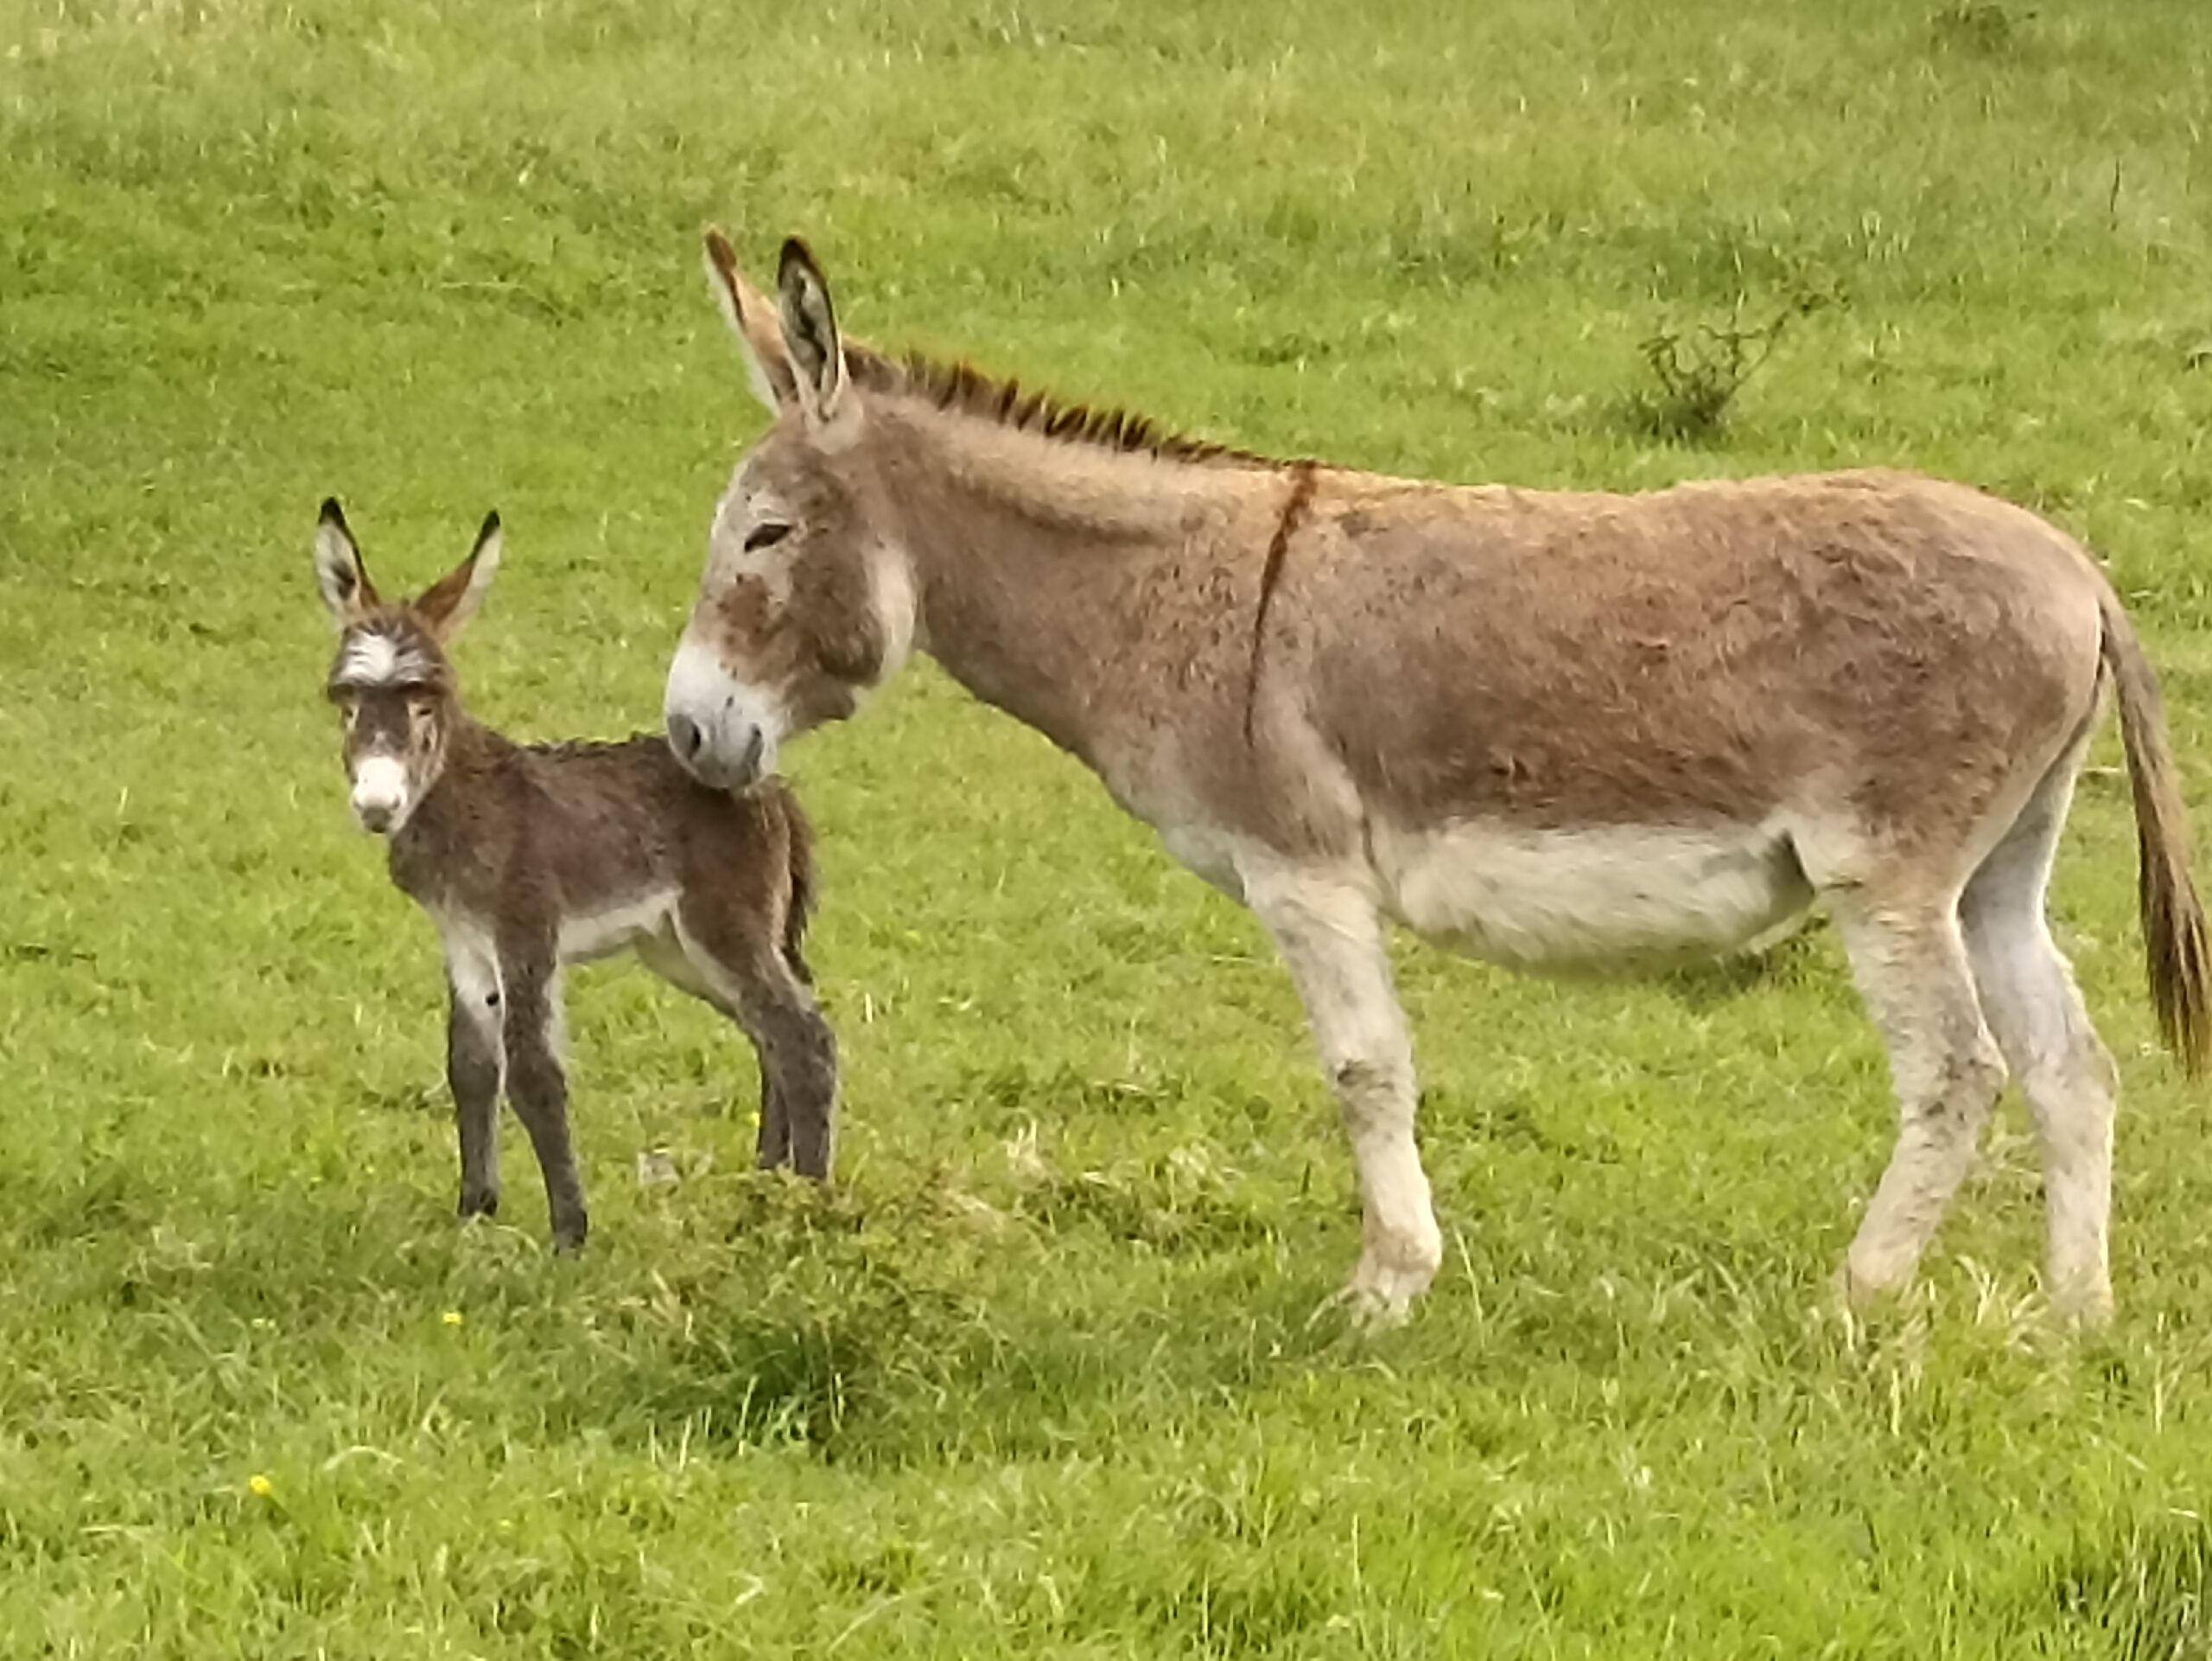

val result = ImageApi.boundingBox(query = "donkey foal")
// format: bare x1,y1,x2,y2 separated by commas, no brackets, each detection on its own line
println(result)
313,500,836,1250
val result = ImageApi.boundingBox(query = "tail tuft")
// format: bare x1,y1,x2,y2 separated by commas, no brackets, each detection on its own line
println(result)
2100,583,2211,1075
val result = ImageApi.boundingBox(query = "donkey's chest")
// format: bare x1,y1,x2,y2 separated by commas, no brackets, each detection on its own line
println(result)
1370,817,1815,971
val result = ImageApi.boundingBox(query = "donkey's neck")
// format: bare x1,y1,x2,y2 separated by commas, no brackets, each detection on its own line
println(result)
385,716,507,904
874,402,1278,773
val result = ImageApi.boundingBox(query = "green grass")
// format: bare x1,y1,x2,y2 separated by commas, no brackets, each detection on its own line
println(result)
7,0,2212,1652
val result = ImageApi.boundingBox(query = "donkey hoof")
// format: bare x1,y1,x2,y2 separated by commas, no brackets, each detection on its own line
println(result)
550,1220,589,1257
1306,1278,1415,1336
1308,1244,1438,1333
1837,1257,1916,1314
458,1189,499,1221
2048,1276,2115,1330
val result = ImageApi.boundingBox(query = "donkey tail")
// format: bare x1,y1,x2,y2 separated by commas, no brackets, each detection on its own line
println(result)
777,786,819,988
2099,581,2211,1074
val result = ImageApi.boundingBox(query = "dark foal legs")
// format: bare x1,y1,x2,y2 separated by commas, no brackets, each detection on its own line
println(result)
674,901,839,1181
769,987,838,1180
446,977,503,1219
755,1053,792,1168
497,942,590,1251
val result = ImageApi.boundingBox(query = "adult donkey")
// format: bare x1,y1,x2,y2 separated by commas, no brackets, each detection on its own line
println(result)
664,232,2208,1325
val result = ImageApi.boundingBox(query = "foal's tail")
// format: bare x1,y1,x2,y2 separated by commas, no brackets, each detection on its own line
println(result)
2099,582,2211,1074
777,786,819,988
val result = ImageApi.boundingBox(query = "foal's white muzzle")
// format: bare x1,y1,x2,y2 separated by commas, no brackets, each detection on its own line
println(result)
350,755,412,835
664,640,782,789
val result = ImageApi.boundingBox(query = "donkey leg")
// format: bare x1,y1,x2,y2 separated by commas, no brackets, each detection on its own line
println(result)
1248,862,1440,1324
445,967,504,1220
755,1053,792,1168
636,932,746,1126
1961,744,2119,1323
673,908,838,1180
498,948,589,1251
1830,894,2006,1305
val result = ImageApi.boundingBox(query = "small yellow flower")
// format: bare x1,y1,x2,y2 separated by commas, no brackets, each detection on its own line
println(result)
248,1473,275,1500
442,1310,464,1327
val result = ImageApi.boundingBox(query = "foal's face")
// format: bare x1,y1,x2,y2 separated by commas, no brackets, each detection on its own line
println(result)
310,500,504,837
327,620,454,835
664,235,916,791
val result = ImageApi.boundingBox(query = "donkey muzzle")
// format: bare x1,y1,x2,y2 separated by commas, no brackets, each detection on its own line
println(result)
667,710,766,789
664,642,779,788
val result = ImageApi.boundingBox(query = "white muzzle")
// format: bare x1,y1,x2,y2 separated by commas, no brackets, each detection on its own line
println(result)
664,640,782,788
350,755,412,834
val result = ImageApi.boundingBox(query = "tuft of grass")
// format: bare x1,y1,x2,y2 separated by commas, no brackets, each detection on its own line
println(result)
1932,1,2036,55
1622,286,1834,443
2049,1513,2212,1657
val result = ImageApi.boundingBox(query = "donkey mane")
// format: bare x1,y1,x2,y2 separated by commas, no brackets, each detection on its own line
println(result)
843,343,1281,470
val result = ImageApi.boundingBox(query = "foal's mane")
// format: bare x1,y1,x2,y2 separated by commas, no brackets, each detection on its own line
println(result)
843,343,1281,470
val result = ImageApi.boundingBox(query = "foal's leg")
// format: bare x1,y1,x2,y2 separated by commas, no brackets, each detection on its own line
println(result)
1245,860,1440,1324
673,902,838,1180
754,1053,791,1168
1961,741,2119,1322
1829,890,2007,1305
496,937,590,1251
442,937,504,1219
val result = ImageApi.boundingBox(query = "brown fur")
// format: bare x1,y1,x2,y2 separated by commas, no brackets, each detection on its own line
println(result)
1299,470,2098,842
382,723,816,993
1243,460,1320,744
319,503,837,1250
671,237,2209,1318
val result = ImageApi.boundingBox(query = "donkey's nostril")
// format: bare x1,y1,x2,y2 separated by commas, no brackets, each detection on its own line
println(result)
667,712,702,760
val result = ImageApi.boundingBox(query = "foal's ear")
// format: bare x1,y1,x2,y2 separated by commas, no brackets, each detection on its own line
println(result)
415,511,505,642
314,498,380,626
704,227,799,416
777,237,849,426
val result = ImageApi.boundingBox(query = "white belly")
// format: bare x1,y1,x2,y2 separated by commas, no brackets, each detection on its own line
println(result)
1370,817,1815,971
557,892,678,964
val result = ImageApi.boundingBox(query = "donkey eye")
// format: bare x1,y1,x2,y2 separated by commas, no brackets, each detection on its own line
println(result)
744,523,792,552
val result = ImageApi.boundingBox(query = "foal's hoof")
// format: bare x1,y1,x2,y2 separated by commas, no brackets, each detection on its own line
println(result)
457,1189,500,1221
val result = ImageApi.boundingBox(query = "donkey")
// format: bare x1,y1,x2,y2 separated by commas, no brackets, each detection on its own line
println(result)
313,499,837,1251
663,232,2208,1325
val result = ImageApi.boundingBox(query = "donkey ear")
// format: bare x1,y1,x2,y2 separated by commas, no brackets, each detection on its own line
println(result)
314,498,380,626
704,228,798,416
416,511,505,642
777,237,849,425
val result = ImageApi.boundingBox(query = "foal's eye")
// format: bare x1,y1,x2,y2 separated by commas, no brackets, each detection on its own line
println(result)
744,522,792,552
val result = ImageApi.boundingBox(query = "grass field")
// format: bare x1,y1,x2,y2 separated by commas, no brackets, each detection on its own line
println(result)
8,0,2212,1652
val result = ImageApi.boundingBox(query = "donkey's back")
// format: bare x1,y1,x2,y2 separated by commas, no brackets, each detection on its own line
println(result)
1299,470,2106,843
448,732,817,986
